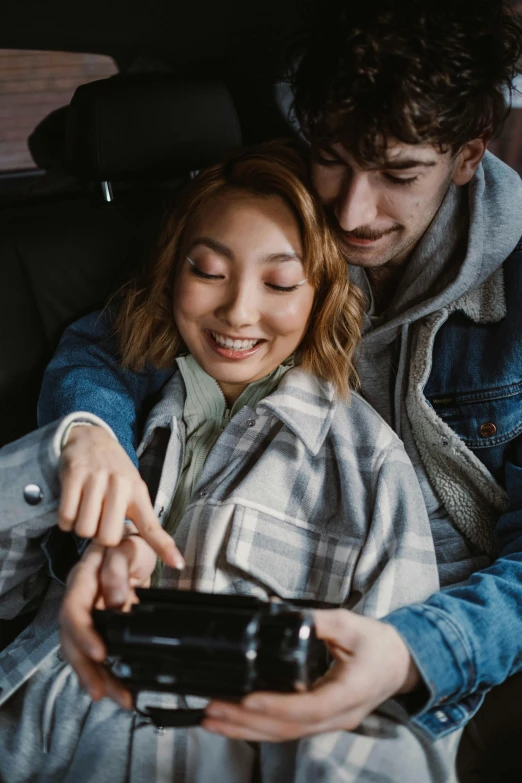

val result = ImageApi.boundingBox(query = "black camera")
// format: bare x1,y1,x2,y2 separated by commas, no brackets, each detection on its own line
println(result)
93,588,328,726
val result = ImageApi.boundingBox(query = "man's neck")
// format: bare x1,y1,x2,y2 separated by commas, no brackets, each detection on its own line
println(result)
365,262,408,315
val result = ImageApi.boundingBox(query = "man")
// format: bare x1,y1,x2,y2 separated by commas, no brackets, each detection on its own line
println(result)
10,0,522,773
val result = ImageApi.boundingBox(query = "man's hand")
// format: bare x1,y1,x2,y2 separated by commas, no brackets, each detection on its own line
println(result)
59,425,184,569
204,609,422,741
59,536,157,708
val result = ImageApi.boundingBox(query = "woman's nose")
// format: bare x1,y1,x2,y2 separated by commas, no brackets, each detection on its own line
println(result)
216,281,258,328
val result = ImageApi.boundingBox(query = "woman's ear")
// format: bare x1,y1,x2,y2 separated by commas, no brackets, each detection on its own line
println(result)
452,138,488,186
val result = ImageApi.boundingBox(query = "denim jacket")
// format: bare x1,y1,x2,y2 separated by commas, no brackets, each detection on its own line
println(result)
386,237,522,737
37,240,522,739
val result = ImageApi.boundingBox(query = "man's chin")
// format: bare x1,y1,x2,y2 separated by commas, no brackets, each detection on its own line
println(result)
340,237,407,268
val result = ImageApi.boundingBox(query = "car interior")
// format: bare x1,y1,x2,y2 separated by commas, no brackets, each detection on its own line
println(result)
1,1,521,781
0,0,300,448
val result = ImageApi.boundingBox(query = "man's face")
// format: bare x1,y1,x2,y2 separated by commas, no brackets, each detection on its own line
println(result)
311,140,460,268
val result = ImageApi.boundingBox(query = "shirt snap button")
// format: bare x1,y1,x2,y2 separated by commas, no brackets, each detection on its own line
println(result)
435,710,448,723
479,422,497,438
23,484,44,505
199,490,208,497
246,419,256,427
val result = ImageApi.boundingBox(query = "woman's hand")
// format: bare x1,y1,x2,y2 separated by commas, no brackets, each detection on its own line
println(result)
203,609,422,741
59,424,184,569
59,535,157,708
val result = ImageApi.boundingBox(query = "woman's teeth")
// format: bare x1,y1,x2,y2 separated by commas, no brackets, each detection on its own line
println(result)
211,331,260,350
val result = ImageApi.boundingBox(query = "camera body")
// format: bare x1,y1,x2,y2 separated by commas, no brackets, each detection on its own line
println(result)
93,588,327,704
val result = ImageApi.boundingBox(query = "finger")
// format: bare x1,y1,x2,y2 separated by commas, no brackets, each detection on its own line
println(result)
203,703,368,741
73,474,108,539
58,468,85,531
100,546,131,607
128,484,185,569
313,608,363,650
94,475,130,547
60,544,107,662
61,632,133,710
203,718,279,743
60,628,108,702
238,671,352,724
205,702,301,741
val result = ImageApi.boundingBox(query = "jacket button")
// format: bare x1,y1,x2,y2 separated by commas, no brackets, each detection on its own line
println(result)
435,710,449,723
23,484,43,505
479,422,497,438
246,419,256,427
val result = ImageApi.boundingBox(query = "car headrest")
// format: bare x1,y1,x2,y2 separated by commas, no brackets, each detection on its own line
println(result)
66,74,242,181
28,106,68,171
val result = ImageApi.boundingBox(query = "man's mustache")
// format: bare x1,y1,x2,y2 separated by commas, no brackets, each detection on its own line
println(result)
341,224,401,241
324,207,402,242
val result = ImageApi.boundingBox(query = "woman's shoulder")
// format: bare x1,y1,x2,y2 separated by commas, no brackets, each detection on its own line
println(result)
330,389,405,457
266,367,405,460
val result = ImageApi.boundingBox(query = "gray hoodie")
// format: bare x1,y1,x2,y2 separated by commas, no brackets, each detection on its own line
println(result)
349,152,522,585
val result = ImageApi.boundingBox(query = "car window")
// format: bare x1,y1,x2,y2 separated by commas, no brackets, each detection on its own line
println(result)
0,49,117,172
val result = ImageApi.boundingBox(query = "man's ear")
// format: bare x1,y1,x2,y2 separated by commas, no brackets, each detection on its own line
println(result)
452,138,488,185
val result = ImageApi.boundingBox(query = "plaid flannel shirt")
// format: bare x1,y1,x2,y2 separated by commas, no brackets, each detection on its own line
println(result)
0,369,439,708
0,371,454,783
139,367,439,612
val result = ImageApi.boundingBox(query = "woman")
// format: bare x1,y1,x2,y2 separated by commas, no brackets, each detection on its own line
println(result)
0,141,455,782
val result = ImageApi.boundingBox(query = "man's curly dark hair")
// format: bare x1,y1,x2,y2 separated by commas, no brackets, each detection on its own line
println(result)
291,0,522,162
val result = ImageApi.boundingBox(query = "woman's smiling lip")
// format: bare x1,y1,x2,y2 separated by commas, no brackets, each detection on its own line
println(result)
203,329,266,360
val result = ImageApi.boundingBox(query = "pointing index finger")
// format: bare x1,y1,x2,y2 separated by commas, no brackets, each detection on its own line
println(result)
129,494,185,570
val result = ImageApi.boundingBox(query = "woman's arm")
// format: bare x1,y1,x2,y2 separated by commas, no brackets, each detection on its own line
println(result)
60,536,158,707
38,309,172,465
349,443,440,618
0,419,75,619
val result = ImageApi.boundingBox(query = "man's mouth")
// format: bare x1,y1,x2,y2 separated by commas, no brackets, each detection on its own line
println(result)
342,227,400,246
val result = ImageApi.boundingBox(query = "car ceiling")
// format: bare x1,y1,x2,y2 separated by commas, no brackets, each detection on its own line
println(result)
2,0,307,78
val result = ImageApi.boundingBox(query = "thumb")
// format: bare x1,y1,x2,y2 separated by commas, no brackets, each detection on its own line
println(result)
312,608,369,652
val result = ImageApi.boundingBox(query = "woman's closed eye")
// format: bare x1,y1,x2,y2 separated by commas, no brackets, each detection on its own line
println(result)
265,282,304,293
187,257,225,280
187,257,306,293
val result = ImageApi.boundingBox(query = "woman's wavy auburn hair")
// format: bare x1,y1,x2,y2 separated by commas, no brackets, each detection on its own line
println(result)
115,140,364,398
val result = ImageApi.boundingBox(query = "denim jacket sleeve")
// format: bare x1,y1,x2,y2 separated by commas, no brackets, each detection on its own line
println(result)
37,309,173,465
384,442,522,739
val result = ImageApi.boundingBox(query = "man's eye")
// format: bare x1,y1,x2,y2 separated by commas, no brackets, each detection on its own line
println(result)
314,151,342,168
384,173,419,186
265,283,300,292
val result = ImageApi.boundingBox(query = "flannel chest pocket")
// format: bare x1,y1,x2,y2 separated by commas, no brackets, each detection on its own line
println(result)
225,504,359,604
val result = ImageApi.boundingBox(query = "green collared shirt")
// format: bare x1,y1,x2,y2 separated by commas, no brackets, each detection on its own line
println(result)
164,354,291,538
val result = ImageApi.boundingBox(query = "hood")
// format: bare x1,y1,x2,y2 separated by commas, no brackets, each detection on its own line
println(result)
350,151,522,346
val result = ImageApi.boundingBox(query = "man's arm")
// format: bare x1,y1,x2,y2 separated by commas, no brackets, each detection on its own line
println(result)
384,452,522,737
38,309,172,464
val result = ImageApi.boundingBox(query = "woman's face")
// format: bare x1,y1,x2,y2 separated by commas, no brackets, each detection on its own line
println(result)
172,191,315,404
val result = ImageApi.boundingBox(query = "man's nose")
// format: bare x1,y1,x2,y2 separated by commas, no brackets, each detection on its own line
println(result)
217,281,258,328
335,173,378,231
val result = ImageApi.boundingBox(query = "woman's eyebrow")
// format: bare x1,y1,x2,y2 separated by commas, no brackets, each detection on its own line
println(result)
187,240,302,265
261,252,303,264
187,237,234,259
